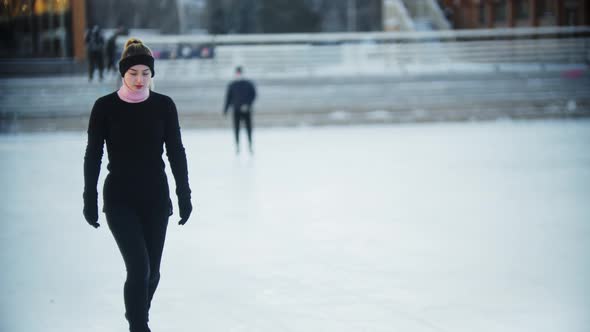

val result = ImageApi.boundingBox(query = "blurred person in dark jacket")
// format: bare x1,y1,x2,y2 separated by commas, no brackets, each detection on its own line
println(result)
85,25,105,82
106,26,125,74
224,66,257,154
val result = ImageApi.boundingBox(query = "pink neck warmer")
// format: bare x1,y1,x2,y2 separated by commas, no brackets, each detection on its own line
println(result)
117,78,150,103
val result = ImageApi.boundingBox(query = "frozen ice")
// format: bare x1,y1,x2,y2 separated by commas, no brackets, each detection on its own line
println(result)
1,120,589,331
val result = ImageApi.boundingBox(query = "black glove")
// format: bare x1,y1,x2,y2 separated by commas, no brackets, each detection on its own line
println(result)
83,192,100,229
178,196,193,225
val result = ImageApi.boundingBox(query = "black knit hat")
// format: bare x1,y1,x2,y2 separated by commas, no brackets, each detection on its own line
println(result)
119,54,155,77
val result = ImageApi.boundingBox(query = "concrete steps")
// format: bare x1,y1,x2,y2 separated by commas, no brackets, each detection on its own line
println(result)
1,69,588,132
3,74,586,109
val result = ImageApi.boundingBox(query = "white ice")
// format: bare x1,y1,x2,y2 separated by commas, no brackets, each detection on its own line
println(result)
1,120,589,332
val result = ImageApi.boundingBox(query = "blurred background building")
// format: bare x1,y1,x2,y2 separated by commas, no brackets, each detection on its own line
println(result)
440,0,588,29
1,0,588,61
1,0,82,58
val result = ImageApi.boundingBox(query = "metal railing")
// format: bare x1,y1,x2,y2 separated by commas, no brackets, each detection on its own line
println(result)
122,27,589,79
128,26,590,44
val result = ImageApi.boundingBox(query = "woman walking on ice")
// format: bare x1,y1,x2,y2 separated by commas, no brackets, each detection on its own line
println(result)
83,38,193,332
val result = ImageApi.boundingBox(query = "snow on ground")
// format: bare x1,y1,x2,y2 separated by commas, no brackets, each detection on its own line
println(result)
1,120,589,332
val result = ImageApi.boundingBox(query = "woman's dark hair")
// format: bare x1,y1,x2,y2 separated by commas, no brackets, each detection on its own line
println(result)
120,38,152,60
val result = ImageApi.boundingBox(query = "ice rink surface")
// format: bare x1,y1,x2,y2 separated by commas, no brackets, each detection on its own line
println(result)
1,120,589,332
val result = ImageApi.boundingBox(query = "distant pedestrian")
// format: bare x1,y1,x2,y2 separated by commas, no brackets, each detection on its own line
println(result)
106,26,125,74
85,25,105,82
223,66,257,154
83,37,193,332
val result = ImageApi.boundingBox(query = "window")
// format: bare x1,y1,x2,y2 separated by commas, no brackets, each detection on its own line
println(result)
494,0,507,22
0,0,72,58
517,0,530,19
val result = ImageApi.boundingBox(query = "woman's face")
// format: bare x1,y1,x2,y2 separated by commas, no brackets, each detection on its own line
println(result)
123,64,151,91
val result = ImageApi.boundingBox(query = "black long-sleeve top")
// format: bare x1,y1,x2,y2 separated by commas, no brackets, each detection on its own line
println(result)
224,79,257,114
84,91,191,212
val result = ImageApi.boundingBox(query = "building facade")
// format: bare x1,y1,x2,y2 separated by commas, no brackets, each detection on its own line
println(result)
1,0,588,60
439,0,589,29
204,0,382,34
1,0,86,59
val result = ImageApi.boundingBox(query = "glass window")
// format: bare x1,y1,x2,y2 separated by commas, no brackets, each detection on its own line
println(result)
479,1,486,25
0,0,72,58
517,0,530,19
541,0,556,18
494,0,507,22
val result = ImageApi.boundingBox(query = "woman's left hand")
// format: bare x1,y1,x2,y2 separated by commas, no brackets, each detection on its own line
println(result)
178,197,193,225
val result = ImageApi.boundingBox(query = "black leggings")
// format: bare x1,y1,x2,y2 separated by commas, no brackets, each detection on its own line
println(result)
105,206,169,331
233,111,253,148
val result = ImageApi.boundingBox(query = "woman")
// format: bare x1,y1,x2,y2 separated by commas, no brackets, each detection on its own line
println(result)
83,38,192,332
